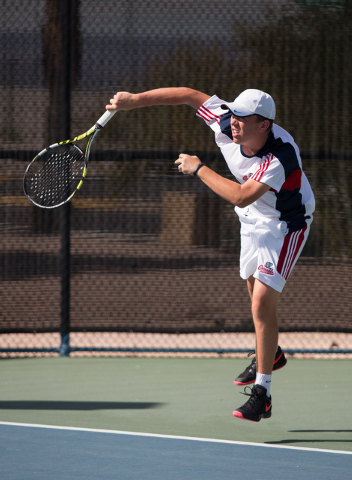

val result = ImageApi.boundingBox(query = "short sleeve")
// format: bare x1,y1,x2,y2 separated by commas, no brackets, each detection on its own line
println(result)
196,95,224,128
196,95,234,147
252,153,286,191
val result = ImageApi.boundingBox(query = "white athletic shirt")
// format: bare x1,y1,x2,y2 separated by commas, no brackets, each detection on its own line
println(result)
196,95,315,235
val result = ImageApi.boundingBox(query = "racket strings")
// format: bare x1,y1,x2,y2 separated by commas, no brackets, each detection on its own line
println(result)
25,145,85,207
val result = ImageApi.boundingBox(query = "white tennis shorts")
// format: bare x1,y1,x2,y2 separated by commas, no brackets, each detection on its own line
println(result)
239,215,312,293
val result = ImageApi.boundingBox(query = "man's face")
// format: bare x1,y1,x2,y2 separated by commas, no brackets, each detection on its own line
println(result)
230,114,262,146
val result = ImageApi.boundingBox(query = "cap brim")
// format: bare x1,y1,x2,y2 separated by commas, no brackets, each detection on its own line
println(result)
220,103,254,117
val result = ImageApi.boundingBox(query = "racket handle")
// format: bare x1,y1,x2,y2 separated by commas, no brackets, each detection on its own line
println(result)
96,109,117,128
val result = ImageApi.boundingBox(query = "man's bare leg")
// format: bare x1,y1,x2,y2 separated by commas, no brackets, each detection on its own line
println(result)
233,278,282,421
234,276,286,387
247,275,255,301
247,275,278,369
251,278,280,375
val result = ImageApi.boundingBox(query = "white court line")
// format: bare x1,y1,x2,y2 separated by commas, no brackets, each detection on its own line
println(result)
0,421,351,456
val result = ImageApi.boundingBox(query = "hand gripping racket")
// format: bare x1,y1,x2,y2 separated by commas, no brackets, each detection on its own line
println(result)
23,110,117,209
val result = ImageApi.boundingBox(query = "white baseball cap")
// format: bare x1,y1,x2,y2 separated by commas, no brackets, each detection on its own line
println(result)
221,89,276,120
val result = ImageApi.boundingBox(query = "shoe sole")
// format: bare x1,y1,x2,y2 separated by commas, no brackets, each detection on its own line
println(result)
234,379,255,386
234,359,287,386
233,411,272,422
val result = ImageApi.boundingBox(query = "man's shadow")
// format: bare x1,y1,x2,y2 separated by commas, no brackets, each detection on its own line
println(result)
0,401,166,410
265,430,352,445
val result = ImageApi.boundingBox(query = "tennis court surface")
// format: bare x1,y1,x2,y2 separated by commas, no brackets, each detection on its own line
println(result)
0,357,351,479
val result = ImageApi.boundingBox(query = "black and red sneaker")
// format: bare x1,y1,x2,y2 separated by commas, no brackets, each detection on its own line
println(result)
234,346,287,386
233,385,272,422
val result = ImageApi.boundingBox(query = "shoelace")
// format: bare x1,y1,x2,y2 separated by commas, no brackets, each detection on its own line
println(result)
239,386,261,410
246,350,256,367
240,385,257,398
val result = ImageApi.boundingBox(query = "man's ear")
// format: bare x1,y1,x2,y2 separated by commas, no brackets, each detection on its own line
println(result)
259,119,270,132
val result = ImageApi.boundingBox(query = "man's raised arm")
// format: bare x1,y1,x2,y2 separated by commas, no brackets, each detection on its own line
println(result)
106,87,210,112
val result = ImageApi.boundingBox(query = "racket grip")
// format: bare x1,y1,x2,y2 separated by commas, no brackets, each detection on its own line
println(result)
96,109,117,128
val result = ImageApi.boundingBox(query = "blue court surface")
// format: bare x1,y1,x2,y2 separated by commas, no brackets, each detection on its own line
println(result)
1,422,351,480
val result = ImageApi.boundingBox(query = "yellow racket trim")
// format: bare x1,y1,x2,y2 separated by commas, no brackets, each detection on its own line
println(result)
58,126,96,147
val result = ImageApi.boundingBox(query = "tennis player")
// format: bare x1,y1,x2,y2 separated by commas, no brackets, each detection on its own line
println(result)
107,88,315,422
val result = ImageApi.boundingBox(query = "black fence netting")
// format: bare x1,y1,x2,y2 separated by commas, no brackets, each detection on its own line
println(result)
1,0,352,354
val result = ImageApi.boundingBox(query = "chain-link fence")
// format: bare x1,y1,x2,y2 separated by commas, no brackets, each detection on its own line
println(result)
1,0,352,356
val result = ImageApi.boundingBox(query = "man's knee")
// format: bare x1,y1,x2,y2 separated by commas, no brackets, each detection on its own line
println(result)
251,280,280,322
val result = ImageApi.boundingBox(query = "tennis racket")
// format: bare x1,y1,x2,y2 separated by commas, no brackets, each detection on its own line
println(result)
23,109,117,209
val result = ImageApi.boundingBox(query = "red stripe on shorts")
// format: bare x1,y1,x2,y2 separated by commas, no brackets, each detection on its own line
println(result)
277,226,307,280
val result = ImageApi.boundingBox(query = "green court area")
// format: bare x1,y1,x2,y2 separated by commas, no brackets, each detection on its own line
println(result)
0,357,350,452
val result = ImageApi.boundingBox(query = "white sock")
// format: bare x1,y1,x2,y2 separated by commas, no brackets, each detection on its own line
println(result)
255,373,272,397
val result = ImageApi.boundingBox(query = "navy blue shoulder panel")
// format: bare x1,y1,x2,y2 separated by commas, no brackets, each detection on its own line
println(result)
259,133,308,232
260,134,300,180
219,112,233,140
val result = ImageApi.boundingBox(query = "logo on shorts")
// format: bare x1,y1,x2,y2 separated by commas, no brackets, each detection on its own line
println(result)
258,261,275,276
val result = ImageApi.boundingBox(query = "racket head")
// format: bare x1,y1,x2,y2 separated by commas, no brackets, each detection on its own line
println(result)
23,143,87,209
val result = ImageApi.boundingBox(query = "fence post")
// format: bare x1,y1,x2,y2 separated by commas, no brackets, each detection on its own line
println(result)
59,0,72,356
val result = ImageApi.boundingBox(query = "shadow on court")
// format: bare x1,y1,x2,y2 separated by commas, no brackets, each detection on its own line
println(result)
290,429,352,433
264,429,352,446
265,429,352,446
0,401,166,410
266,439,352,445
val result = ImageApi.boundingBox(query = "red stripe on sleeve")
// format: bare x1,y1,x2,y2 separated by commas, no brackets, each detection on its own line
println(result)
197,107,221,125
200,105,220,119
252,154,272,182
197,106,221,123
196,110,210,122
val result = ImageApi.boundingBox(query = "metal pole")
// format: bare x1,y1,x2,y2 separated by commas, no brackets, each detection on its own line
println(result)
59,0,71,356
